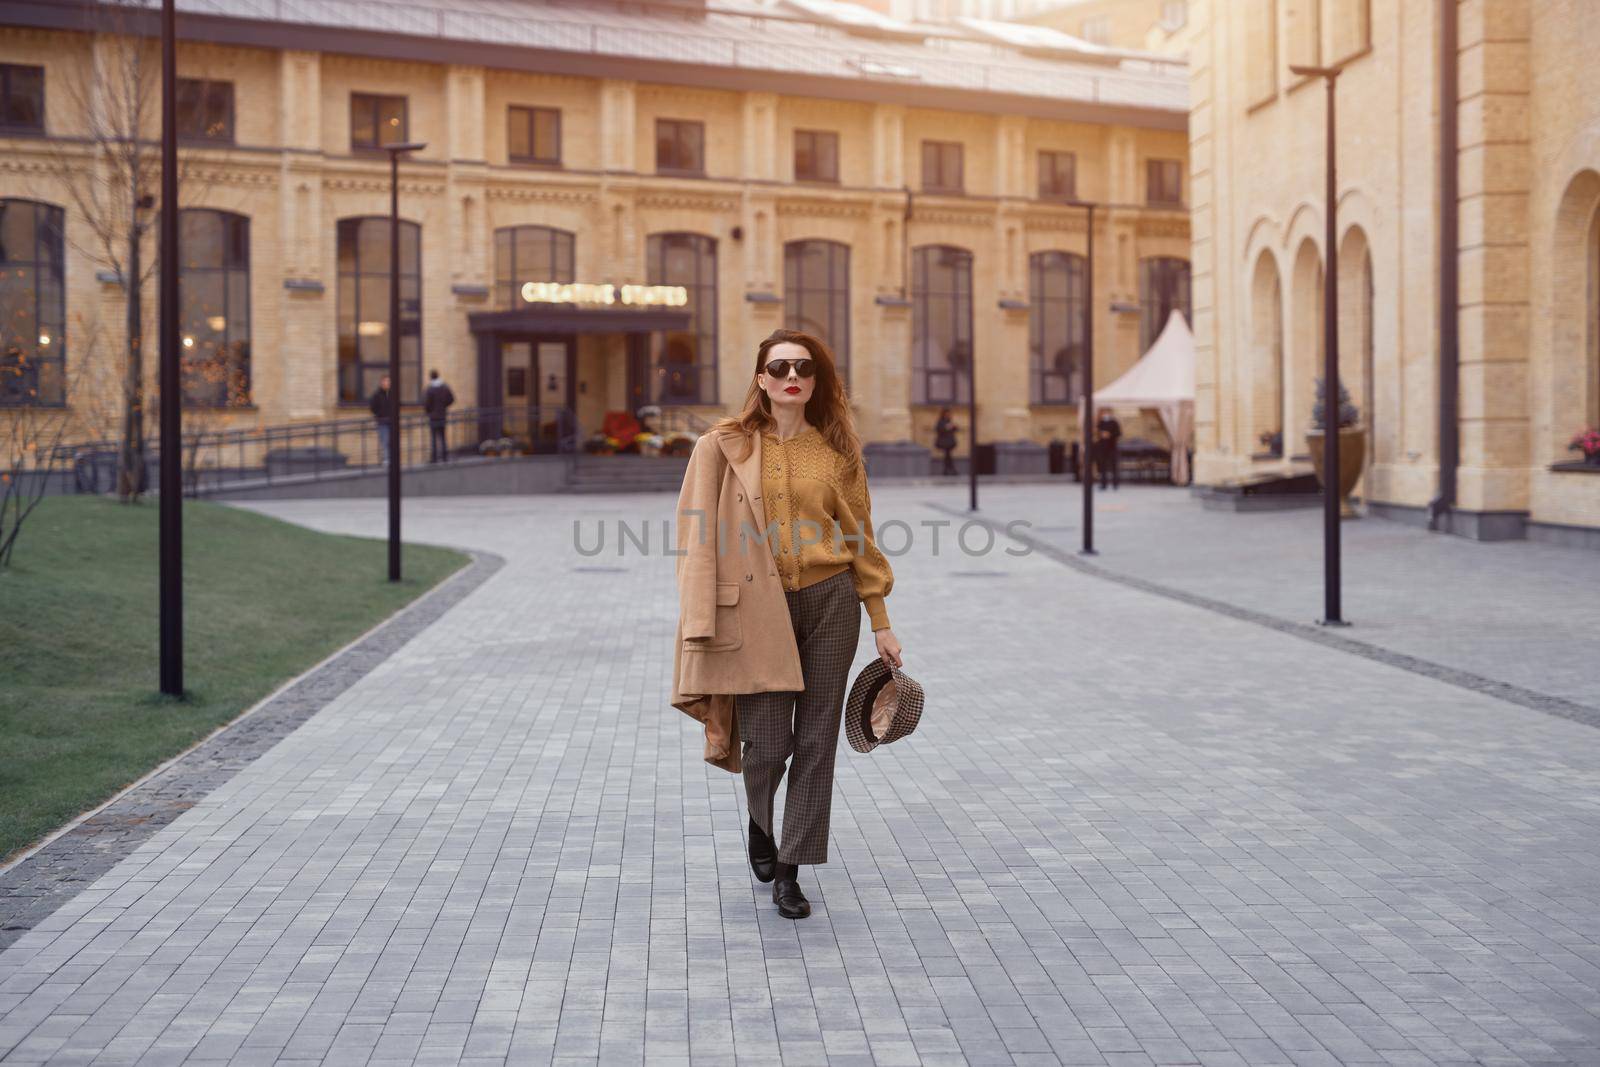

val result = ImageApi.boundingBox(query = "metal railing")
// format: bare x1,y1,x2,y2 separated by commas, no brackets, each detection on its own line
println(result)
49,404,586,497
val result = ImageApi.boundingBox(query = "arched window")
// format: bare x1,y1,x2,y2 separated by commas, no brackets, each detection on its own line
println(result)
1138,256,1191,355
0,199,65,406
783,240,849,385
494,225,574,309
337,217,421,404
1029,251,1087,404
646,233,717,405
912,245,972,405
178,209,250,407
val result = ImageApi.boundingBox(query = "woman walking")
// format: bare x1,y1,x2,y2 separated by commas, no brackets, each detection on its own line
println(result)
669,328,903,920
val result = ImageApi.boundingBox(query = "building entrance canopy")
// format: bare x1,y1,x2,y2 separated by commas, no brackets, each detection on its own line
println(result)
469,303,694,454
468,305,690,335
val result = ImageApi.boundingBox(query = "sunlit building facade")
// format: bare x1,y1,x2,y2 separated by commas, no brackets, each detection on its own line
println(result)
1189,0,1600,544
0,0,1190,461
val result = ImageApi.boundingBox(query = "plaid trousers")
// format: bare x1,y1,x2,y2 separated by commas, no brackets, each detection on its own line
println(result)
736,568,861,866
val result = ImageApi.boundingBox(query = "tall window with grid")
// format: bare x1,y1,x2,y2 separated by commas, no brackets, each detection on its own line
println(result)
783,240,849,386
1029,251,1087,405
912,245,973,405
0,199,65,406
647,233,717,405
1139,256,1191,355
337,217,422,404
178,209,251,407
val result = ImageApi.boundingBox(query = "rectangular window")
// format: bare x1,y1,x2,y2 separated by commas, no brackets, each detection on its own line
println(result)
921,140,963,194
508,106,560,164
655,118,705,175
176,78,234,143
350,93,408,151
794,129,839,183
1147,158,1182,205
1080,15,1110,44
0,64,45,133
1037,150,1076,200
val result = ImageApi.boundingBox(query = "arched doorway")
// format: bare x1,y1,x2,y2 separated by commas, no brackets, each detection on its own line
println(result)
1338,226,1374,494
1289,239,1324,454
1551,171,1600,461
1249,251,1284,458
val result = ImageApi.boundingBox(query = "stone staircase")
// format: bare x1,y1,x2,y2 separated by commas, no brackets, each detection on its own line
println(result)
566,453,691,494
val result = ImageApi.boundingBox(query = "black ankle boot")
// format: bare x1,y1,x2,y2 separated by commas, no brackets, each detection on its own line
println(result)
771,862,811,919
747,817,776,883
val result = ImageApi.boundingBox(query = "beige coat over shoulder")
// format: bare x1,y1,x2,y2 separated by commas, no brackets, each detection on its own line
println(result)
670,427,805,773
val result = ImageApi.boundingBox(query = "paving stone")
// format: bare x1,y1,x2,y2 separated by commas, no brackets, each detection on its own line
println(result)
0,490,1594,1064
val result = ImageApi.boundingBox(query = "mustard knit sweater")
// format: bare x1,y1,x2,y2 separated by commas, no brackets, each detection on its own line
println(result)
759,425,894,631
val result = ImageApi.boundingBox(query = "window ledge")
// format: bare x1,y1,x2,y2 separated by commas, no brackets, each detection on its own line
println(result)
1551,461,1600,474
1251,451,1285,462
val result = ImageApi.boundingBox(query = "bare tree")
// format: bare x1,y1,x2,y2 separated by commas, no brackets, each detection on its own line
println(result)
0,319,100,567
36,0,218,502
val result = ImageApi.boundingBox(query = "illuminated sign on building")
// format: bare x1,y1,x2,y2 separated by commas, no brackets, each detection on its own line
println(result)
519,282,689,307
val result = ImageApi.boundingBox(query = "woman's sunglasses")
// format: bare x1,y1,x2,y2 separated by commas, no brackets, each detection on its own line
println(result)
762,358,816,379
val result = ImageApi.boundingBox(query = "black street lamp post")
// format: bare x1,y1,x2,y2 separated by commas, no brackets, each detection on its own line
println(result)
159,0,181,695
1289,61,1349,627
383,141,426,582
1068,199,1098,556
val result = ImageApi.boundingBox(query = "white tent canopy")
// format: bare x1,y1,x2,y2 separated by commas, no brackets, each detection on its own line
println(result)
1090,309,1196,484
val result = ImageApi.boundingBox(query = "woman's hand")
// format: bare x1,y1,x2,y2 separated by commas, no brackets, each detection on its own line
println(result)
874,627,903,669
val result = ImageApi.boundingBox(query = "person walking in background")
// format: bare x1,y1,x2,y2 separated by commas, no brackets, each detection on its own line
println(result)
1095,406,1122,491
369,375,394,467
934,408,959,476
424,369,455,463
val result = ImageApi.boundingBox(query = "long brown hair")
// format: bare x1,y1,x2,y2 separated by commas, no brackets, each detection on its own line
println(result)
709,328,865,478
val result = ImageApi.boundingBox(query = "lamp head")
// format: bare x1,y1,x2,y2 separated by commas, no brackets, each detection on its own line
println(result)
384,141,428,155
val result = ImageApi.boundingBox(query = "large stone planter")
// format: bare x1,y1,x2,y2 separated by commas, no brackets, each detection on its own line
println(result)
1304,427,1367,518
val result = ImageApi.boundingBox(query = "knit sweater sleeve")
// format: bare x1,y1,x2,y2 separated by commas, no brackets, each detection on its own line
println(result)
836,457,894,631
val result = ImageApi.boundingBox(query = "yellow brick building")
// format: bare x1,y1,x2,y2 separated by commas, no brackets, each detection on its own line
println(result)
0,0,1191,470
1188,0,1600,545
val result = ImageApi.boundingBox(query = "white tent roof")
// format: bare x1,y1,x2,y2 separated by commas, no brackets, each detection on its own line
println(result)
1093,309,1195,405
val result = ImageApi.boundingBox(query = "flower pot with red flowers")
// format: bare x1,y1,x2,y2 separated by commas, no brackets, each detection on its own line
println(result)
1304,377,1366,519
1569,428,1600,467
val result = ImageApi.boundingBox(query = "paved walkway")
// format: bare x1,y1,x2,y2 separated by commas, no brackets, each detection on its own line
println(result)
2,486,1598,1065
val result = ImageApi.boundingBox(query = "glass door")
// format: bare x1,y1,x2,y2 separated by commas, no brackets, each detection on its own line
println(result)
501,339,534,443
528,335,576,452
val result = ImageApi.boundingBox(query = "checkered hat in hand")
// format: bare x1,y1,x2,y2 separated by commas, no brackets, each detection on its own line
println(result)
844,657,924,754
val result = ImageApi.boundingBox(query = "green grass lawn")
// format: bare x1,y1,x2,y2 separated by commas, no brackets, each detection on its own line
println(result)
0,496,469,867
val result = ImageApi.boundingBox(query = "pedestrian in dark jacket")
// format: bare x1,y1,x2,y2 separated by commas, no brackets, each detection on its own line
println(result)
369,375,395,467
423,369,455,463
934,408,959,476
1095,406,1122,490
